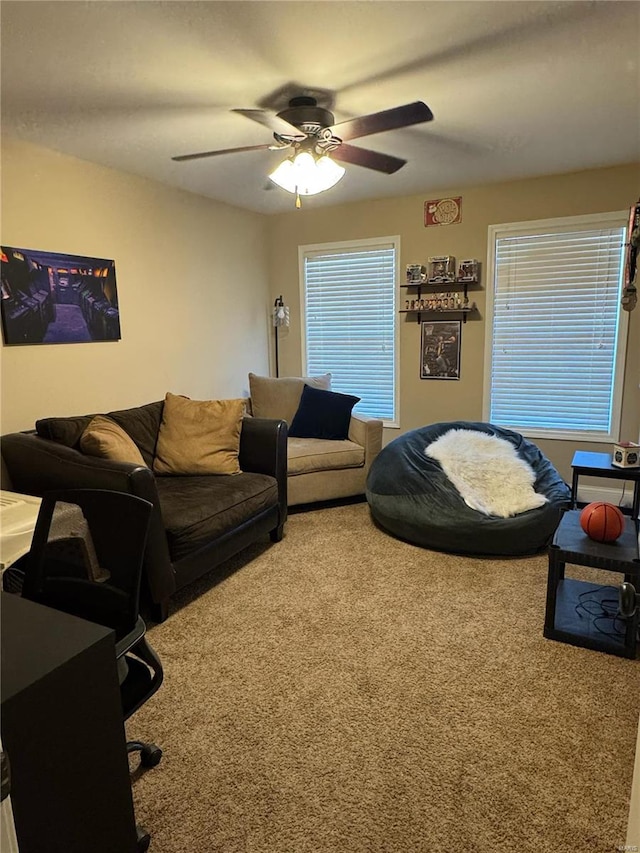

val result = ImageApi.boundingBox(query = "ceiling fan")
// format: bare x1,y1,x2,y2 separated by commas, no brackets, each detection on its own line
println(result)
172,96,433,173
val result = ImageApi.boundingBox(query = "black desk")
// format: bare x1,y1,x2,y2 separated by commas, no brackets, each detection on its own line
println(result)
544,511,640,659
1,594,139,853
570,450,640,519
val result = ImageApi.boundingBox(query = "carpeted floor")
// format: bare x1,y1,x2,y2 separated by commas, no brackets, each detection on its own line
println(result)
129,503,639,852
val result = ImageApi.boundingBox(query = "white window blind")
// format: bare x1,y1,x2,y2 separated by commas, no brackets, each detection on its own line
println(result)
485,214,627,441
301,238,398,423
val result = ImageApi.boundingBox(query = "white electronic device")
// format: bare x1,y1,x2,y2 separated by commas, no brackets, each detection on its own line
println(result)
612,442,640,469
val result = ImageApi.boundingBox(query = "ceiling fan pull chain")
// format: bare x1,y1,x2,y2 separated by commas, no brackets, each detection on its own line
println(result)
295,188,302,209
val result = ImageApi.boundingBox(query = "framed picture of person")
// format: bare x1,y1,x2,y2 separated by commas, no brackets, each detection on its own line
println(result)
420,320,461,380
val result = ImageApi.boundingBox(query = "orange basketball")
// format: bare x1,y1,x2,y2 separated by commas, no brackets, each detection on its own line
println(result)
579,501,626,542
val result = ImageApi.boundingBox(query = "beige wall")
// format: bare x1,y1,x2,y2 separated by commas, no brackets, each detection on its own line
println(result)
0,138,270,433
266,163,640,482
2,141,638,484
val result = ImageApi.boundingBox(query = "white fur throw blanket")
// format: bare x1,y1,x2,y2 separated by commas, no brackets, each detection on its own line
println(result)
425,429,548,518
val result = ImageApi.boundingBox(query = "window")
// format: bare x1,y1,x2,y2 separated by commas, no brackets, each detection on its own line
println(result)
299,236,399,425
484,212,628,442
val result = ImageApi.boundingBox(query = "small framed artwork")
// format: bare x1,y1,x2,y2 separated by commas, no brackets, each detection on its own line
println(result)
424,197,462,227
420,320,461,380
427,255,455,283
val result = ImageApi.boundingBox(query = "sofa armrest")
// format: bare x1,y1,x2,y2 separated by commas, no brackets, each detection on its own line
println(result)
0,431,175,606
348,414,383,473
239,417,288,523
2,432,152,497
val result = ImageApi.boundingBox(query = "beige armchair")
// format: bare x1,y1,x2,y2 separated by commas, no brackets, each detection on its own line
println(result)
248,373,383,507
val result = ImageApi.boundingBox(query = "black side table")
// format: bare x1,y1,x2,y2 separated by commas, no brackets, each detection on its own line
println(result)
544,510,640,659
570,450,640,518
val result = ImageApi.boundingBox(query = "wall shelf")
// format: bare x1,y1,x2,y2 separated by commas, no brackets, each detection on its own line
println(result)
400,304,478,323
401,277,480,289
402,259,481,324
402,259,482,323
401,282,481,323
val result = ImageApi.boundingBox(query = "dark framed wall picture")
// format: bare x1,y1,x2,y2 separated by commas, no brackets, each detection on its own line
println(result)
1,246,120,345
420,320,461,379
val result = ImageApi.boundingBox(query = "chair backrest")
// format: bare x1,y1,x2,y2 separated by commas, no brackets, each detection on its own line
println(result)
22,488,153,641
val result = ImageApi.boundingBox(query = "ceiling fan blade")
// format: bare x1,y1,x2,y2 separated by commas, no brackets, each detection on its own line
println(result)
329,101,433,142
332,143,407,174
172,143,275,162
232,108,306,139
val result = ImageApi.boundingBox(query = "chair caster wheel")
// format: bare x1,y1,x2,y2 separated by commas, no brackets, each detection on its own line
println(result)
140,744,162,768
136,825,151,851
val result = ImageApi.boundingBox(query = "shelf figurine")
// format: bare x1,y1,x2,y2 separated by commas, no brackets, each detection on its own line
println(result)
427,255,455,283
457,259,479,282
406,264,427,283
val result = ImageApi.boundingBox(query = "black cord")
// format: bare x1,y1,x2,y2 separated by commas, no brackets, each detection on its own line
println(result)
619,481,627,510
574,585,628,638
592,615,629,639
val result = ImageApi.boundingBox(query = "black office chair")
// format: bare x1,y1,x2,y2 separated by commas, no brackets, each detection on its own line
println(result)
21,488,164,852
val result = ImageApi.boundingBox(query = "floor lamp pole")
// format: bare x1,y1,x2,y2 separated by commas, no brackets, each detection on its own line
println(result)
273,295,287,378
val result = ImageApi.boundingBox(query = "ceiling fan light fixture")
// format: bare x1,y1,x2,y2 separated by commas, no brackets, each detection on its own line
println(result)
314,154,346,189
268,150,345,198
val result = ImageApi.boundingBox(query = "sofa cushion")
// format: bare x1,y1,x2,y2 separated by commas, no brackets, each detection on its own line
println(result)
80,415,147,466
153,393,244,476
289,385,360,440
35,400,163,465
36,414,95,447
248,373,331,425
155,472,278,562
287,437,365,476
107,401,164,467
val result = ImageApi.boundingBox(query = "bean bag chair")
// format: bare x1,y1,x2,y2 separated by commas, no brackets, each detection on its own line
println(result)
366,421,571,556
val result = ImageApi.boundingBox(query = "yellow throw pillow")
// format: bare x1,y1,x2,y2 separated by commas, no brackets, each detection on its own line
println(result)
153,392,244,476
80,415,147,466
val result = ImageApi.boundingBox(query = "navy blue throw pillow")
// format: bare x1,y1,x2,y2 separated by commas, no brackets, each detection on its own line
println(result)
289,385,361,440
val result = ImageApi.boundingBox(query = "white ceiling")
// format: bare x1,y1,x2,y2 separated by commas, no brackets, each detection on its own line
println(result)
1,1,639,215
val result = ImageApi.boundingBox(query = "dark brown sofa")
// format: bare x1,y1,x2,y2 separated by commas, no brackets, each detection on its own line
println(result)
1,400,288,621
